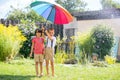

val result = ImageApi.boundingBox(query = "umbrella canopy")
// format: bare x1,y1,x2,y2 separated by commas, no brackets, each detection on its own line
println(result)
30,0,73,24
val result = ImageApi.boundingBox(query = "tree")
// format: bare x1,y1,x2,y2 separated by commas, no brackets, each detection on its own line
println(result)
55,0,87,13
100,0,120,9
7,8,45,23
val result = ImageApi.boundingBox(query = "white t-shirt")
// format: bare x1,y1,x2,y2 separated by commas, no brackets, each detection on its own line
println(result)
46,36,56,49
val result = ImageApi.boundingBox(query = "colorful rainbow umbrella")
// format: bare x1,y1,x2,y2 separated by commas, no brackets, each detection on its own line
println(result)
30,0,73,24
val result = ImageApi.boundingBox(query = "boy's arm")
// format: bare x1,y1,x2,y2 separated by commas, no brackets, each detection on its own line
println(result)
45,30,53,40
30,42,34,57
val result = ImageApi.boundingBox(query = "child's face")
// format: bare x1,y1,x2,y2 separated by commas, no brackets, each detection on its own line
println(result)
49,30,54,36
36,32,41,37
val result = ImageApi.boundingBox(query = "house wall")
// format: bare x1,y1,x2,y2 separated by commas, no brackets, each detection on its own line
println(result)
77,18,120,37
63,18,78,37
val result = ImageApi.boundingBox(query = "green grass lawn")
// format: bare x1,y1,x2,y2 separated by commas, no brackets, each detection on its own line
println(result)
0,59,120,80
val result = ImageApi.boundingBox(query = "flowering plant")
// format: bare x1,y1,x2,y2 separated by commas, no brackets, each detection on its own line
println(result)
104,55,116,64
0,24,26,61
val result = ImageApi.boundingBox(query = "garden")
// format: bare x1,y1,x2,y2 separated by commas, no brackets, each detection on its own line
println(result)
1,0,120,80
0,21,120,80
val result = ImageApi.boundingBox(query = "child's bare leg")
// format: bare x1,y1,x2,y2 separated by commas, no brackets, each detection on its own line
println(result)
50,61,54,76
46,60,49,75
40,62,43,76
35,62,39,76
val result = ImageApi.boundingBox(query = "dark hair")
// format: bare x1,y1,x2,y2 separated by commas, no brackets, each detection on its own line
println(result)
35,28,42,34
49,28,54,31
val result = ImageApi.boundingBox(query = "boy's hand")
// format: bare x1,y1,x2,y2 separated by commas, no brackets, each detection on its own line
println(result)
45,30,47,33
42,26,45,32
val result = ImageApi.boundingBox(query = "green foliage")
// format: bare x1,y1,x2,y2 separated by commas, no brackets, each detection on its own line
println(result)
56,32,93,64
55,52,76,64
55,52,68,63
26,10,45,22
105,55,116,64
74,32,93,64
100,0,120,9
55,35,76,64
56,35,66,53
76,32,93,55
69,38,75,54
0,24,26,61
55,0,87,13
7,8,45,22
91,25,114,59
7,9,25,20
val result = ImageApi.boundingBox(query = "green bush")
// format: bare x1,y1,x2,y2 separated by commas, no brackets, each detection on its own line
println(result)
77,32,93,56
91,25,114,59
55,52,68,63
105,55,116,64
55,52,76,64
0,24,26,61
74,32,93,64
55,35,76,64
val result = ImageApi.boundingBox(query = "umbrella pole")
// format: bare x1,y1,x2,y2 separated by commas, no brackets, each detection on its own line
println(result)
45,19,47,26
43,19,47,30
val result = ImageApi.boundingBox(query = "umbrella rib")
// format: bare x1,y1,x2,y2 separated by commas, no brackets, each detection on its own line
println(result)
46,6,54,22
40,5,52,19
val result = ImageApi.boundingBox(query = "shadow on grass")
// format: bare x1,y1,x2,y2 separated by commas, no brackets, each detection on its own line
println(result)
0,75,36,80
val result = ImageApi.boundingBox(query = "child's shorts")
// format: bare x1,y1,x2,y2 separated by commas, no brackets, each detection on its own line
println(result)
45,47,54,62
34,54,44,62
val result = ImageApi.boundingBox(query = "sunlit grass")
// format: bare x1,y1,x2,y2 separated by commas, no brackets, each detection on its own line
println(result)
0,59,120,80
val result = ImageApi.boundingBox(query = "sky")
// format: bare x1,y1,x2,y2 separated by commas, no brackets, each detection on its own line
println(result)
0,0,120,18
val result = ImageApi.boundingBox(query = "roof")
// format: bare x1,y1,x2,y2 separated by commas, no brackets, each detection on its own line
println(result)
72,8,120,20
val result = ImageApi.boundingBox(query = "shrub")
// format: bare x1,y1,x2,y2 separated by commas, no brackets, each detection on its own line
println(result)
55,35,77,64
0,24,26,61
92,61,107,67
91,25,114,59
55,52,68,63
104,55,116,64
78,32,93,56
74,32,93,64
55,51,76,64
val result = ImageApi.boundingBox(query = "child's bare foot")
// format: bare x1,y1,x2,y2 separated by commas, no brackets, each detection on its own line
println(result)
52,74,54,77
46,73,50,77
36,74,40,77
40,73,43,76
52,74,57,77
